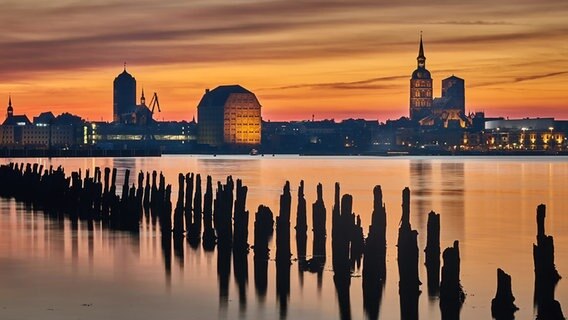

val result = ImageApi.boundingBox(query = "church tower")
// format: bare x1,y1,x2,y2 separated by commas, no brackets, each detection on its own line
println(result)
409,34,433,121
113,64,137,123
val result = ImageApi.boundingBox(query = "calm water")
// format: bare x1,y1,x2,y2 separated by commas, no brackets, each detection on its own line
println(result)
0,155,567,319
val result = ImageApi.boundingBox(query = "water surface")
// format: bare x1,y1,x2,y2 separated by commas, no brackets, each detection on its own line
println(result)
0,155,566,319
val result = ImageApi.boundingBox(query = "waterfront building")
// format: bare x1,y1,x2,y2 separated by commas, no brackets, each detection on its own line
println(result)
197,85,262,147
0,98,82,148
88,120,197,151
478,118,568,150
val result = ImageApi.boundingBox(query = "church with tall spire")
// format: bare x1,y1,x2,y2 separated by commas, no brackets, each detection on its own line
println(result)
409,34,433,121
409,34,471,128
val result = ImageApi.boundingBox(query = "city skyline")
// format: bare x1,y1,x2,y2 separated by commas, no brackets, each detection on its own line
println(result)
0,0,567,122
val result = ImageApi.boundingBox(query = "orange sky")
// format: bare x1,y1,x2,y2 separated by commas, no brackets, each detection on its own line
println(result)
0,0,567,122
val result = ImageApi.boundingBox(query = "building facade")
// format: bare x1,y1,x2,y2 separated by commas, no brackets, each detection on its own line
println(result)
1,98,83,148
409,35,433,121
197,85,261,147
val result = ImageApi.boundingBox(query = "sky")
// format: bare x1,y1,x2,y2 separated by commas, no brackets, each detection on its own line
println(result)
0,0,567,122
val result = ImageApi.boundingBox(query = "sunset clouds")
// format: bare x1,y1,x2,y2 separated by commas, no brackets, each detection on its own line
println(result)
0,0,566,121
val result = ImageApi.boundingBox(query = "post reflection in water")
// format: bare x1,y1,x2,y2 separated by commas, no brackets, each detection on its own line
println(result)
408,159,466,319
254,255,268,304
217,245,231,314
233,248,248,314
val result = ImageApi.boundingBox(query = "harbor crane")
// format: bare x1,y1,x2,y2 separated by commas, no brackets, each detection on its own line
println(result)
149,92,161,116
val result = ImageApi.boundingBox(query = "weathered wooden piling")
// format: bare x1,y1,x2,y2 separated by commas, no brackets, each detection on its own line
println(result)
253,205,274,260
143,172,150,210
150,170,158,214
295,180,307,260
312,183,327,259
214,176,234,247
233,179,249,252
184,173,194,236
351,214,364,270
533,204,564,319
363,186,387,289
203,175,216,249
294,180,308,285
160,184,172,235
136,171,144,212
251,204,274,305
276,181,292,263
397,187,420,320
362,185,387,320
425,210,441,296
305,183,327,277
491,268,518,320
189,174,202,245
440,240,465,320
173,173,185,235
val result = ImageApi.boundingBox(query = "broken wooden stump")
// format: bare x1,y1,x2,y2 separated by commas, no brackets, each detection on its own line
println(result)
276,181,292,264
397,187,420,320
184,173,194,237
491,268,518,320
425,210,441,296
440,240,465,320
363,185,387,320
189,174,202,246
312,183,327,260
533,204,564,320
253,205,274,260
172,173,185,236
202,175,216,250
295,180,307,261
233,178,249,252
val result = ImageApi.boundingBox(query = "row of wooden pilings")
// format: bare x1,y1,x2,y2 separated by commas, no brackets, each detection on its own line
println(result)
0,162,564,319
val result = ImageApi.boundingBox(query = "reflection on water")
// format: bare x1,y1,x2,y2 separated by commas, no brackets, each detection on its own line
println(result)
0,156,567,320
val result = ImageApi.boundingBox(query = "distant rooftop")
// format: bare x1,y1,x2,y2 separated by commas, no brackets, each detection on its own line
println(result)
198,85,253,108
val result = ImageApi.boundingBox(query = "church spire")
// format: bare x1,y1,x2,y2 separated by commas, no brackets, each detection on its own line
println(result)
417,32,426,68
7,94,13,118
140,88,146,105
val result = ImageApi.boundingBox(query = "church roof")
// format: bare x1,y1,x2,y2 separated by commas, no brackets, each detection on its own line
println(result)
444,74,463,80
3,115,31,126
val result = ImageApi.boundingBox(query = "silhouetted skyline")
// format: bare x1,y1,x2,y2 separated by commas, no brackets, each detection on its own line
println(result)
0,1,566,121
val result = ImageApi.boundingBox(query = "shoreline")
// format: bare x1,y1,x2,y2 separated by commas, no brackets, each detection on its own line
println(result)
1,149,568,158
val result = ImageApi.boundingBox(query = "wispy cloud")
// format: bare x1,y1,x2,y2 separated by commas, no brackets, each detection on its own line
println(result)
514,71,568,83
267,76,407,90
0,0,566,79
428,20,518,25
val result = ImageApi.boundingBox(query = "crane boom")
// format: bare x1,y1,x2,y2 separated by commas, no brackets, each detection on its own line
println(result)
149,92,161,115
